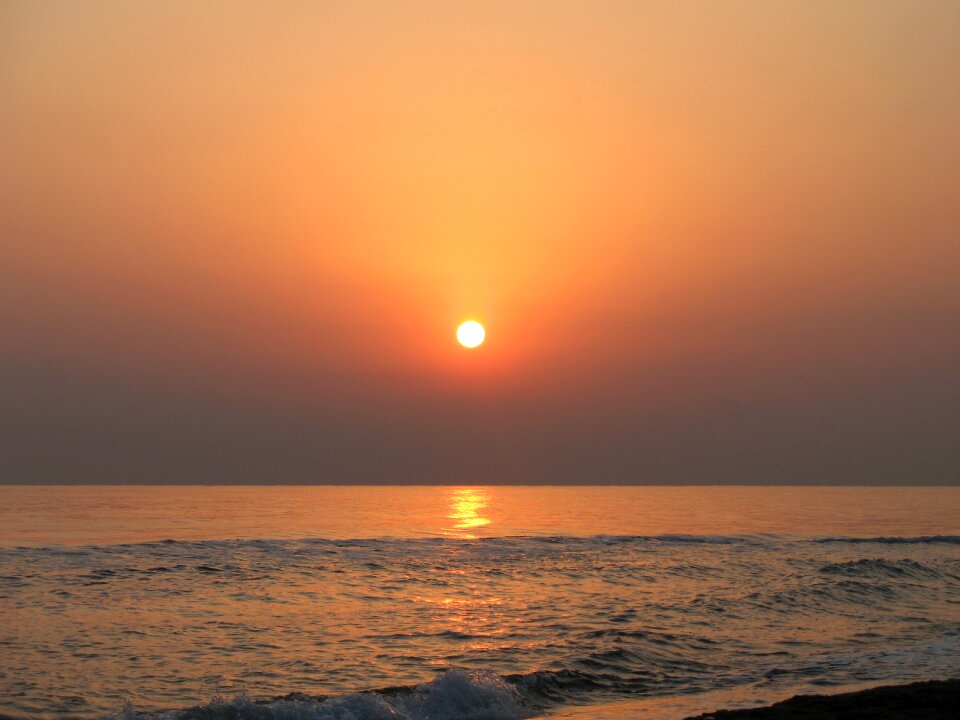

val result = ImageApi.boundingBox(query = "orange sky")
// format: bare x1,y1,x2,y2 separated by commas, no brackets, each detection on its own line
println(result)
1,1,958,483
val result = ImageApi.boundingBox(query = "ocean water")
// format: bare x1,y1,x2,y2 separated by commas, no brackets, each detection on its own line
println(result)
0,486,958,720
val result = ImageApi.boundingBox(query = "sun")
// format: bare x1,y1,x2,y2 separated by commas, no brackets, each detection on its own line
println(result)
456,320,485,349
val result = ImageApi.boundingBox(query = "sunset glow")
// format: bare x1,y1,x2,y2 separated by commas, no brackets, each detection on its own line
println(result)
3,3,960,719
2,1,958,484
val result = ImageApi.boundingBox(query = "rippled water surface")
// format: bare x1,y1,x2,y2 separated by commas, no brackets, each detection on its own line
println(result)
0,486,958,719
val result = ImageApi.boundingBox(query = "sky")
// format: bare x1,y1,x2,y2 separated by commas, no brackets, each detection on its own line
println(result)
1,1,958,484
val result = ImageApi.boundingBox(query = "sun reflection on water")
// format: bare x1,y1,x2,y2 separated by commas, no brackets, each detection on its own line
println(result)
446,487,491,537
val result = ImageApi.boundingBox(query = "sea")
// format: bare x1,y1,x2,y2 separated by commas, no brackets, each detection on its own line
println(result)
0,485,958,720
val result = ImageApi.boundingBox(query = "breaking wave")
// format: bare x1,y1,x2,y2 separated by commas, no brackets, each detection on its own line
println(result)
110,670,528,720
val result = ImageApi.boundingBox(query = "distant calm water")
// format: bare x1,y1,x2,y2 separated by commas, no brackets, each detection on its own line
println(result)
1,486,958,720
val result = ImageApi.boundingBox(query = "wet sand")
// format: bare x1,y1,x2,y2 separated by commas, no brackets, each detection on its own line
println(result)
685,679,960,720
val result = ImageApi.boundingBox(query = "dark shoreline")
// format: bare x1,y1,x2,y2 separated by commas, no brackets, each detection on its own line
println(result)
684,679,960,719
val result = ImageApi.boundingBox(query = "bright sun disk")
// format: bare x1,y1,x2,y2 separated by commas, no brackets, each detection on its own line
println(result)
456,321,485,348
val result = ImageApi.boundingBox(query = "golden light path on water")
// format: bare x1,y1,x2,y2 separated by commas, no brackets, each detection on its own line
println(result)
446,487,492,537
398,488,506,668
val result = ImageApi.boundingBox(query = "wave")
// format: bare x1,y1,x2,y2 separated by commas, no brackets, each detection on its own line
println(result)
819,558,950,579
815,535,960,545
0,533,781,556
8,532,960,557
108,663,719,720
110,669,531,720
